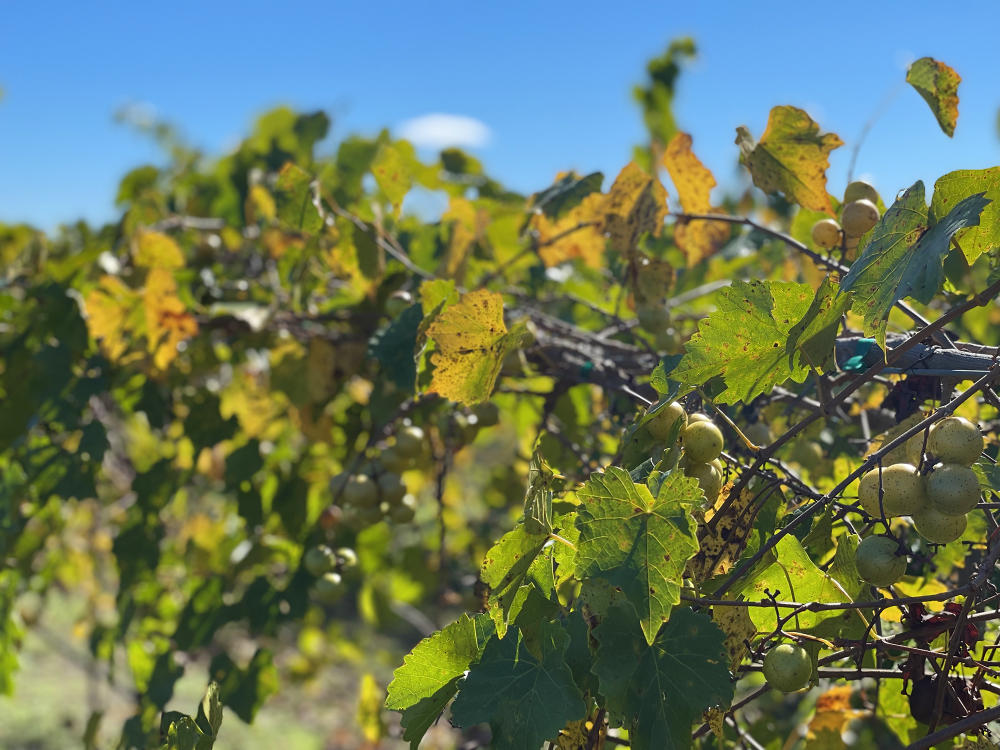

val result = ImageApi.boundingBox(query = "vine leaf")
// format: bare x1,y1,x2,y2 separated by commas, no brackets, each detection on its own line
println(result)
575,467,700,644
672,278,850,405
533,192,608,269
144,268,199,371
662,132,729,264
735,105,842,215
368,303,423,392
449,621,586,750
592,604,734,750
530,171,604,219
134,230,184,269
385,613,495,750
930,168,1000,264
425,289,531,405
480,525,552,638
686,483,765,583
371,142,412,216
736,535,853,635
906,57,961,137
274,163,323,234
840,181,989,348
603,162,668,255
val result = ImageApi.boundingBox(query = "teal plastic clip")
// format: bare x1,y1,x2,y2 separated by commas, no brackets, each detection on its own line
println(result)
842,338,878,372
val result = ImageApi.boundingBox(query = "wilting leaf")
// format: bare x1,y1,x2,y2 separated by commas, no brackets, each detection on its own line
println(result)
425,289,531,405
604,162,668,255
534,192,607,268
736,106,842,215
907,57,961,137
662,132,729,263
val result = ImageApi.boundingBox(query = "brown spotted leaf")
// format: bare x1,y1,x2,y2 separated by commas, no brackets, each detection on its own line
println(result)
907,57,961,137
735,106,842,215
603,162,668,256
425,289,530,405
686,484,763,584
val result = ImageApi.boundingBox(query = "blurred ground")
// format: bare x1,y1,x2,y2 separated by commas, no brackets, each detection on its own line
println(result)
0,594,469,750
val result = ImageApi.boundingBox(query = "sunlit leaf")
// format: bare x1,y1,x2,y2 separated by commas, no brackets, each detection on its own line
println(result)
425,289,531,405
930,168,1000,263
274,162,323,233
907,57,961,137
144,268,198,370
662,132,728,263
372,142,412,216
604,162,668,255
134,230,184,269
672,278,851,404
533,192,607,268
575,467,700,644
735,106,842,215
840,181,989,348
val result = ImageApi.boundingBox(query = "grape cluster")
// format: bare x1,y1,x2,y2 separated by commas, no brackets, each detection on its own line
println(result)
331,424,427,529
811,180,881,255
854,416,985,586
646,402,726,505
303,544,359,604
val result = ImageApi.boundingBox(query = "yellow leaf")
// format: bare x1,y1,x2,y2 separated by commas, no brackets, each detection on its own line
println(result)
245,184,277,222
85,276,141,362
686,483,763,583
441,197,481,280
604,162,668,255
534,192,607,268
806,685,866,746
143,268,198,370
134,229,184,269
356,673,385,744
426,289,530,405
736,106,842,215
662,133,729,264
712,603,756,672
907,57,961,137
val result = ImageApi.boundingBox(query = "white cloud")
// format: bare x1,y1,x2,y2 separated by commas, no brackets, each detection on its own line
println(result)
397,113,491,150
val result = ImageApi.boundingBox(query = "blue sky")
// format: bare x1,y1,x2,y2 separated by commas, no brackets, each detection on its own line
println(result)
2,2,1000,230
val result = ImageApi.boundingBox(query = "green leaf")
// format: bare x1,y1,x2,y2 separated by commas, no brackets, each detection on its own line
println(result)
575,467,700,644
592,604,734,750
450,621,586,750
672,279,850,405
523,451,555,535
738,534,853,634
208,649,279,724
371,143,412,216
735,105,842,214
273,163,323,234
481,526,551,638
368,303,423,392
195,682,223,740
930,168,1000,263
531,171,604,219
160,716,202,750
840,181,989,348
906,57,961,137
